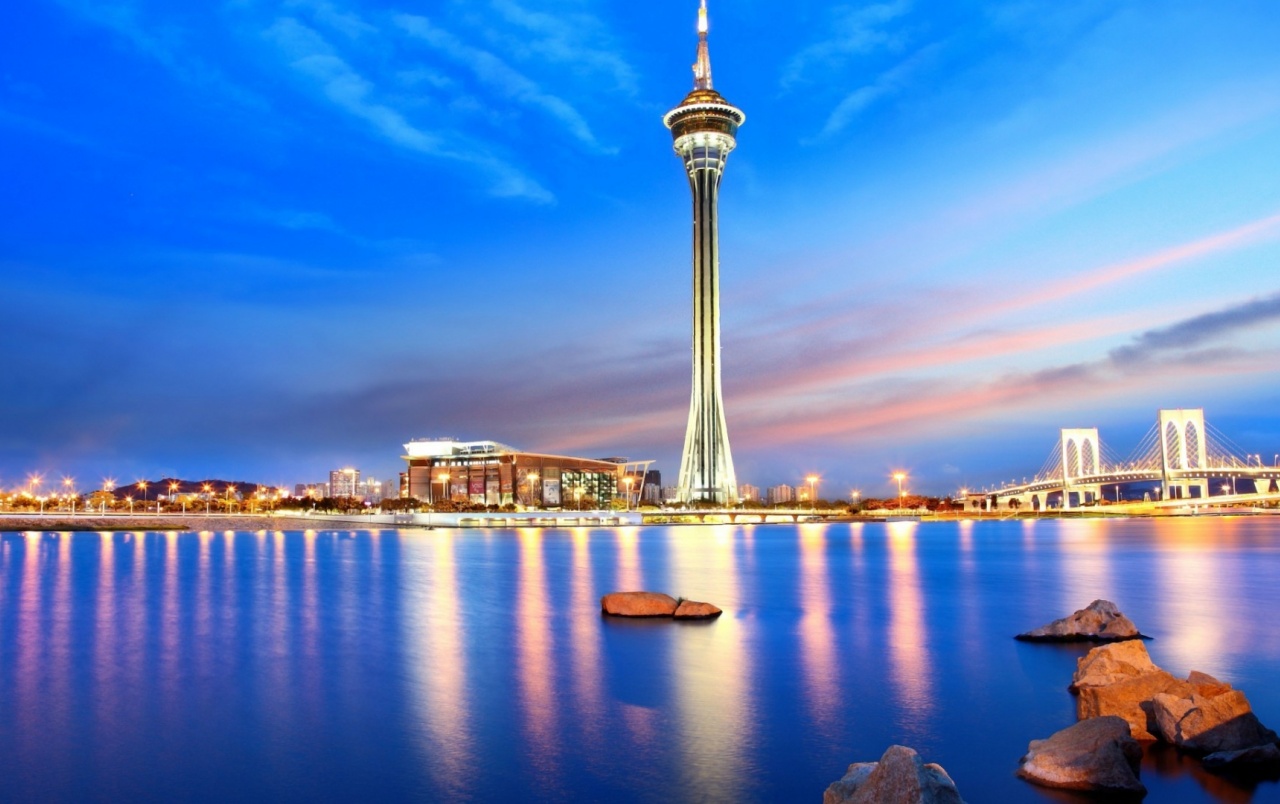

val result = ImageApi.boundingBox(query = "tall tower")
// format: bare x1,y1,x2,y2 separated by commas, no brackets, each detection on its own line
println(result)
664,0,744,505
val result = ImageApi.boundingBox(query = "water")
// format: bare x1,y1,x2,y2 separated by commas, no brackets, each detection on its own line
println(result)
2,518,1279,802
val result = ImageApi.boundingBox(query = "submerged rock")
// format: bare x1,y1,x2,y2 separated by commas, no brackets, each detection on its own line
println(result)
824,745,965,804
1150,690,1279,755
1202,743,1280,770
1017,599,1143,642
600,591,679,617
673,599,722,619
1017,716,1146,795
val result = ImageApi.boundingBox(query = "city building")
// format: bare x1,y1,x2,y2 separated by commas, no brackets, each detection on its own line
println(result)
665,0,744,505
402,439,652,508
738,483,759,503
329,468,360,498
767,484,794,506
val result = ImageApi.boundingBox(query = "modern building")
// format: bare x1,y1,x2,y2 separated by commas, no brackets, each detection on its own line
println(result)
402,439,652,508
665,0,744,506
329,468,360,498
738,483,759,503
767,484,794,506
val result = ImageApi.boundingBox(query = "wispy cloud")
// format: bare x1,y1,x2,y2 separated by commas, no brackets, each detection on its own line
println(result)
264,17,552,202
735,293,1280,448
486,0,638,96
1110,292,1280,366
782,0,913,90
52,0,266,109
805,43,940,143
394,13,615,154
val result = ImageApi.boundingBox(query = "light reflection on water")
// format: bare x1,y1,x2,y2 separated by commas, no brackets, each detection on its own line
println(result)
1,519,1279,802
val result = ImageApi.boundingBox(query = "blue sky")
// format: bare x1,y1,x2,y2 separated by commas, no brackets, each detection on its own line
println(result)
3,0,1280,497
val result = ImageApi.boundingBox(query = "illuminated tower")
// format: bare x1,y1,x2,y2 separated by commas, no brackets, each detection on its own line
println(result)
664,0,744,505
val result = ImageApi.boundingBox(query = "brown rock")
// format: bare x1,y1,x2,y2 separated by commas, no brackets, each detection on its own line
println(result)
600,591,678,617
673,600,722,619
1187,670,1233,698
824,745,965,804
1017,599,1142,642
1072,640,1160,691
1151,690,1279,755
1077,669,1193,741
1017,716,1146,795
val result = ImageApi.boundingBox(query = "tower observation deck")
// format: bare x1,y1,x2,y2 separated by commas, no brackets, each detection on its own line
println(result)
664,0,745,505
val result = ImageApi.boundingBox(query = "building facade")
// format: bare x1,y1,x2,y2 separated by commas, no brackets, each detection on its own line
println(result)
402,439,648,508
329,469,360,498
767,484,794,506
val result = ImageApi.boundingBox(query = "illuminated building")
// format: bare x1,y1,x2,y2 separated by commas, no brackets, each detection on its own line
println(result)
329,468,360,498
767,484,794,505
665,0,743,505
402,439,652,508
738,483,759,503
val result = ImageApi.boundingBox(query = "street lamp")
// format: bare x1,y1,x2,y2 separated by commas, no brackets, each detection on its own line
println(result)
525,472,539,508
850,489,861,511
202,483,212,515
169,481,180,513
102,477,116,514
893,472,907,514
805,475,819,512
126,495,134,514
623,476,634,511
437,472,451,506
225,484,236,513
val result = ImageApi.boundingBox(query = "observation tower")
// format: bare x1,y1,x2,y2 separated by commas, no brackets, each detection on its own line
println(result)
664,0,744,505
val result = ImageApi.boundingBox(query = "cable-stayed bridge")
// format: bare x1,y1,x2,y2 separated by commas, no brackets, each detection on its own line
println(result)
963,408,1280,511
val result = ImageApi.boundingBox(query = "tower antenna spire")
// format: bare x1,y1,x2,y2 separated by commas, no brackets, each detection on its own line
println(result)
693,0,712,89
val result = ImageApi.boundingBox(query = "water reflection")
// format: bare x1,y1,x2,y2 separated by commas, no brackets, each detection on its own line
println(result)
517,529,561,790
1056,520,1113,617
403,530,474,797
668,527,753,801
798,524,839,739
885,521,933,739
0,521,1277,803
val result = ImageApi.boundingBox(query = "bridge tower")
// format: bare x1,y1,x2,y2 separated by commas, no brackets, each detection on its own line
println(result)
1158,408,1209,500
1060,428,1101,508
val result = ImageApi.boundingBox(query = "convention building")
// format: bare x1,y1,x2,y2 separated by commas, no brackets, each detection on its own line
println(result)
401,439,652,508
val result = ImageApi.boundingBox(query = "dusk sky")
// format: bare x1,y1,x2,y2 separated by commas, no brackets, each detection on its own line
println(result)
4,0,1280,497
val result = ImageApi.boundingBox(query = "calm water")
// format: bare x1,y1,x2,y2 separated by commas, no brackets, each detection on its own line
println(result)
2,518,1279,803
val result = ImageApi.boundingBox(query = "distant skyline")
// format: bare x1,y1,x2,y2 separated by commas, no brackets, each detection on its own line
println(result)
3,0,1280,497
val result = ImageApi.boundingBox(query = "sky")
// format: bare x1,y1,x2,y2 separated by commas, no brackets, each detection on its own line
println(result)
3,0,1280,498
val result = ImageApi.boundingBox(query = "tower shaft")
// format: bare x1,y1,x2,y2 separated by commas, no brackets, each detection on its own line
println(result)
677,134,737,504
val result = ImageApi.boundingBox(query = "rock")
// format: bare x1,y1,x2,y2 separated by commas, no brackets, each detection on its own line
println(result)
1187,670,1233,698
1151,690,1279,755
824,745,965,804
673,599,722,619
1077,670,1193,741
1202,743,1280,770
1072,640,1160,691
600,591,678,617
1017,716,1146,795
1017,599,1143,642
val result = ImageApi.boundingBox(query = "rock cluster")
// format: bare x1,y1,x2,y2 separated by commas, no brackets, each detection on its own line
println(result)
1071,640,1277,761
1017,602,1280,795
824,745,965,804
1016,599,1144,642
600,591,721,620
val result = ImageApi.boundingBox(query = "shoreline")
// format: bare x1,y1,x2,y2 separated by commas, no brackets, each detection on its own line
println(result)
3,506,1277,534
